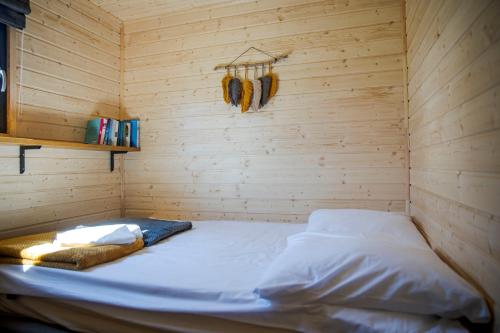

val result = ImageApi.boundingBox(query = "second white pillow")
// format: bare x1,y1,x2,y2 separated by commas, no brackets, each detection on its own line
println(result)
307,209,428,248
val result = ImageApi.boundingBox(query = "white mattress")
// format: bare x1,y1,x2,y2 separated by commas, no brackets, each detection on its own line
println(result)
0,221,466,333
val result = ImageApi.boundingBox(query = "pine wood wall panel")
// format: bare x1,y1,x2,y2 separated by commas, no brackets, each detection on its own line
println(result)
122,0,408,222
0,0,122,235
15,0,121,141
406,0,500,328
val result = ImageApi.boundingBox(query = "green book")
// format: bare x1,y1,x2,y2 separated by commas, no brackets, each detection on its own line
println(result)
84,118,102,144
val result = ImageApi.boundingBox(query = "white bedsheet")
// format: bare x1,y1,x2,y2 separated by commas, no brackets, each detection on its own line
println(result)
0,221,467,333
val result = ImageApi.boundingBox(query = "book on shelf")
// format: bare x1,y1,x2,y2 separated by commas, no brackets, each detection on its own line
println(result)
124,122,131,147
84,118,101,145
99,118,108,145
129,119,140,148
84,118,140,148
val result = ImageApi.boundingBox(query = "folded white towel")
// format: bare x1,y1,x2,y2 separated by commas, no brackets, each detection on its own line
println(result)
76,224,143,240
55,224,141,247
123,224,143,240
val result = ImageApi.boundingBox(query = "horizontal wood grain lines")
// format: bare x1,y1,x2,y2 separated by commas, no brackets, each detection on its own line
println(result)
125,86,403,118
125,23,402,72
0,185,120,211
123,198,406,223
25,15,119,69
123,0,399,34
124,7,401,60
410,187,500,301
18,33,120,82
124,196,407,215
90,0,243,22
1,172,121,194
125,39,403,84
20,88,118,118
29,2,119,53
411,168,500,216
126,152,406,172
122,71,404,108
409,24,500,122
124,166,406,185
19,69,119,106
0,210,121,238
0,157,123,176
410,129,500,173
32,0,120,44
124,209,311,223
0,197,121,231
19,50,119,94
125,1,401,48
124,54,403,95
60,0,121,33
407,0,494,99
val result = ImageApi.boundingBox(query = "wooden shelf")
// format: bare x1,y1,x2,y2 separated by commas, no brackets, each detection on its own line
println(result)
0,136,140,152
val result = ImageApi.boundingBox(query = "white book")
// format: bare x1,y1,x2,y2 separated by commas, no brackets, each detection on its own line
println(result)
99,118,108,145
124,123,131,147
111,119,119,146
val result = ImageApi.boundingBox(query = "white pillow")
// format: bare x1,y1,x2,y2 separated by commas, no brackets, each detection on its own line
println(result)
255,232,490,323
307,209,428,248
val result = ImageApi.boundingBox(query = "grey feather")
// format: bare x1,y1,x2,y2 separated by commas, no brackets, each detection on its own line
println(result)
229,78,242,106
259,76,271,107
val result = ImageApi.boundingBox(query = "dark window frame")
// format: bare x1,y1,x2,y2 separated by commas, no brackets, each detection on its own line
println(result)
0,22,7,134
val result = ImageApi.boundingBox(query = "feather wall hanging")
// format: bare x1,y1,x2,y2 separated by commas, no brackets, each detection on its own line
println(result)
214,47,290,113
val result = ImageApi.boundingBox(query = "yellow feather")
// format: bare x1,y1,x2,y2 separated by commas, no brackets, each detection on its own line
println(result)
221,74,232,104
241,80,253,113
269,73,278,98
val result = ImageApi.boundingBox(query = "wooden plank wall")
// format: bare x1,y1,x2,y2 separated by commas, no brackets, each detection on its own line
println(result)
406,0,500,327
15,0,121,141
0,0,122,235
122,0,408,222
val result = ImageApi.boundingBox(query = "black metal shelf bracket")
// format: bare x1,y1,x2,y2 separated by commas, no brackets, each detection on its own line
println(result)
110,151,127,172
20,145,42,174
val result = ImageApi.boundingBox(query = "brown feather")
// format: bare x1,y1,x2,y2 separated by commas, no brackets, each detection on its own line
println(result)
221,74,232,104
241,79,253,113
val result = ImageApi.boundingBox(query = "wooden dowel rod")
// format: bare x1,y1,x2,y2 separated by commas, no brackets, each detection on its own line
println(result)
213,50,291,70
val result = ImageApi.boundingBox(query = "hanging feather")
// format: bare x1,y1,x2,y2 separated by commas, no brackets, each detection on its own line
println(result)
259,75,272,107
221,71,232,104
241,80,253,113
251,79,262,112
229,78,241,106
268,73,278,98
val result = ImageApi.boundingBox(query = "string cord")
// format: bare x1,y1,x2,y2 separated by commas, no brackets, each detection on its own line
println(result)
227,46,277,69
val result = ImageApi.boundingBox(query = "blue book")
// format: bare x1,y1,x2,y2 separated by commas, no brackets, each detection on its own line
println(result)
84,118,101,145
117,121,124,146
105,118,112,145
130,119,139,148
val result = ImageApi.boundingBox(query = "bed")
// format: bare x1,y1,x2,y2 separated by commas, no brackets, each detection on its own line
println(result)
0,211,491,333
